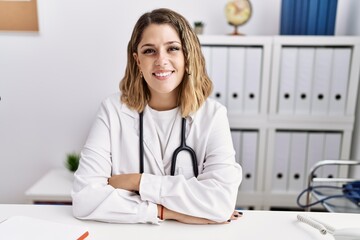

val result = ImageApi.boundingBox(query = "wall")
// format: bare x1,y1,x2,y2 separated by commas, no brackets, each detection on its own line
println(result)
0,0,358,203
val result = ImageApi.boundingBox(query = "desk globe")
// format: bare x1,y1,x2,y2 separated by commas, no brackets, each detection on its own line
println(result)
225,0,252,35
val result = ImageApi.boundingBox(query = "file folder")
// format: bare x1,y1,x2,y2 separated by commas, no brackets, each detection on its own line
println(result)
240,131,258,192
210,47,228,106
227,47,246,113
306,133,325,178
316,0,329,35
201,46,212,78
328,48,351,116
272,132,291,192
288,132,307,192
231,130,242,165
278,47,297,114
244,47,262,114
322,133,342,178
311,48,333,115
294,47,314,115
307,0,319,35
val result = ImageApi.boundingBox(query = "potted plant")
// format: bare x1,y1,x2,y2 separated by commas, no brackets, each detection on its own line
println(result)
194,21,204,35
65,152,80,172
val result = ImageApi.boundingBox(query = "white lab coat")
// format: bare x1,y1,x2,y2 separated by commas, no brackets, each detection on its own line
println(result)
72,93,242,224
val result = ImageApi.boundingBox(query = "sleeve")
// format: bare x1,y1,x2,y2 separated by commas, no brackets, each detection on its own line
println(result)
139,106,242,222
71,101,159,224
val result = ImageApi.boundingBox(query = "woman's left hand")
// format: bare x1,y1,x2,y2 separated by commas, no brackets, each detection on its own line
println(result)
108,173,142,191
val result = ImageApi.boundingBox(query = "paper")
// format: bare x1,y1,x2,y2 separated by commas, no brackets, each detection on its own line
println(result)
0,216,89,240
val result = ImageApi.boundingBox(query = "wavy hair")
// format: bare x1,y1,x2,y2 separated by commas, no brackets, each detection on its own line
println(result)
120,8,212,117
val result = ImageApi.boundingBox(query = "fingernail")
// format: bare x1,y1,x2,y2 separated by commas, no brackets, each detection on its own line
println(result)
234,214,239,217
237,211,243,215
227,219,231,222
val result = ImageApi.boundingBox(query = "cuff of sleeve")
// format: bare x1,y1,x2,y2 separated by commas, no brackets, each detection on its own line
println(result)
139,173,162,204
139,201,160,225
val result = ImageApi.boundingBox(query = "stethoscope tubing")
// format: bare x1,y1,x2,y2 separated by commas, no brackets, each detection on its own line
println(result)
138,112,198,177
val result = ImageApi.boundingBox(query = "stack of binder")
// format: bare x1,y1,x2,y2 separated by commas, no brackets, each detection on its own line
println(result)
277,46,351,115
271,131,342,193
202,46,263,114
280,0,338,35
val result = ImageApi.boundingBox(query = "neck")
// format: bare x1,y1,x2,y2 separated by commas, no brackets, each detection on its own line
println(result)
149,93,178,111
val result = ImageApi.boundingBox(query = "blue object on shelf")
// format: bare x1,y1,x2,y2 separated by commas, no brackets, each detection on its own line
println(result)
280,0,338,35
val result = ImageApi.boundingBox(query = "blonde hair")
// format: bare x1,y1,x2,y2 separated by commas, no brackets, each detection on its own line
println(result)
120,8,212,117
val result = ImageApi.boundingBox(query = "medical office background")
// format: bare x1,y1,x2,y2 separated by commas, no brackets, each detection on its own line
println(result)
0,0,360,205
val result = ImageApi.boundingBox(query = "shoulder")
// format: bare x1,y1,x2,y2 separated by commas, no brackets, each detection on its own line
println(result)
191,98,227,122
99,92,137,118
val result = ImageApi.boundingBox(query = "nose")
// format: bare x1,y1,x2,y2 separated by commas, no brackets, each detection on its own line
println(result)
155,49,169,66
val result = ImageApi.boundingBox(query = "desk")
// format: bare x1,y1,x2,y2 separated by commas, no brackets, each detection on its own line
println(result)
25,169,73,204
1,204,359,240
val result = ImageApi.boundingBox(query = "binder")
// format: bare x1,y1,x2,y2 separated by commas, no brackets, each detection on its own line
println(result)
272,132,291,192
306,133,325,178
307,0,319,35
294,0,303,34
310,48,333,115
210,47,228,106
316,0,329,35
240,131,258,192
328,48,351,116
0,215,89,240
278,47,297,114
300,0,309,35
243,47,262,114
280,0,295,35
322,133,342,178
294,47,315,115
231,130,242,165
227,47,246,113
326,0,338,35
288,132,307,192
201,46,212,79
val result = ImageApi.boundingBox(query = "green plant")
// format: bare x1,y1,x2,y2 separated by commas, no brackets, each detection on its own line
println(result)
194,21,204,27
65,152,80,172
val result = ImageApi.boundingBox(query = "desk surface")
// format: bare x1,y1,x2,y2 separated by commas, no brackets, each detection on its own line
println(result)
1,204,360,240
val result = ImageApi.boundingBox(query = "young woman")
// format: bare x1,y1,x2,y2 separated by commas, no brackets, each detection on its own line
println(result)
72,8,242,224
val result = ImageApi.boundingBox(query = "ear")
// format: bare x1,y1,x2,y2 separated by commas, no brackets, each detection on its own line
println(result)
133,52,140,66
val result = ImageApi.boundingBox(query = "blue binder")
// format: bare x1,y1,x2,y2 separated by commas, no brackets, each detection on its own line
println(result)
280,0,295,35
326,0,338,35
316,0,329,35
307,0,319,35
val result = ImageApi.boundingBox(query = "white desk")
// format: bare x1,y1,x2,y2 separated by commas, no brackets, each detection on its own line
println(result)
1,204,360,240
25,169,73,204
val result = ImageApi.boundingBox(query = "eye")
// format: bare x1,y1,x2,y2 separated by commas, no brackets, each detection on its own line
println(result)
168,46,181,52
143,48,156,55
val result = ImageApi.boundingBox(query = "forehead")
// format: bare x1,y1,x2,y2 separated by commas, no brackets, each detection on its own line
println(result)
138,23,181,46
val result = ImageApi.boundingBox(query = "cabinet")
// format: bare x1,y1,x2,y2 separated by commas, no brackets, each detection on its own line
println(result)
199,35,360,210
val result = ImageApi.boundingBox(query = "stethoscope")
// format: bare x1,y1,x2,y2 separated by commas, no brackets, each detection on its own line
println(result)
139,112,199,177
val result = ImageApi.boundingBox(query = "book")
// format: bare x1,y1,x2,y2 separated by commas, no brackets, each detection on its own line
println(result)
0,216,89,240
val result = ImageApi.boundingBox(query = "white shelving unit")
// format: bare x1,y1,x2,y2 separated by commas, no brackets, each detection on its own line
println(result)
198,35,360,210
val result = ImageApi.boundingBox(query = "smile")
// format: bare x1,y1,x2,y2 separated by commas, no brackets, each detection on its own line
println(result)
153,71,174,78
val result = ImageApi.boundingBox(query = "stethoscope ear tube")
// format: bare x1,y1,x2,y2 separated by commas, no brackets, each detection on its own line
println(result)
139,112,144,174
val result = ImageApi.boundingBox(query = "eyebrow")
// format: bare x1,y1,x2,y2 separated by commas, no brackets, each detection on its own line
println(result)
140,41,181,49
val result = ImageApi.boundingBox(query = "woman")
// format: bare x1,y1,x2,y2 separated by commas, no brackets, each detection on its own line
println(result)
72,8,242,224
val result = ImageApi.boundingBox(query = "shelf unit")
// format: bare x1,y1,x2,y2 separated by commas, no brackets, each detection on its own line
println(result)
198,35,360,210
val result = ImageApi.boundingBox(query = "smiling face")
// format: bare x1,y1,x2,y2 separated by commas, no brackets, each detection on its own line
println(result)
133,23,185,109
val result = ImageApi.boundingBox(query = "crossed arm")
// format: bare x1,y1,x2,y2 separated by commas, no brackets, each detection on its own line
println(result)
108,173,242,224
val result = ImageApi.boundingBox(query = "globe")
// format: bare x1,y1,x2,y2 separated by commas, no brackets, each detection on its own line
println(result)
225,0,252,35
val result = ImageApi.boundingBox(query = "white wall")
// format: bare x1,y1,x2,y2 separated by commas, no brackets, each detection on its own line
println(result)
0,0,359,203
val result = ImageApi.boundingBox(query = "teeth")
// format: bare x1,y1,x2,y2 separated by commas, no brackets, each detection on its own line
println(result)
154,71,172,77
